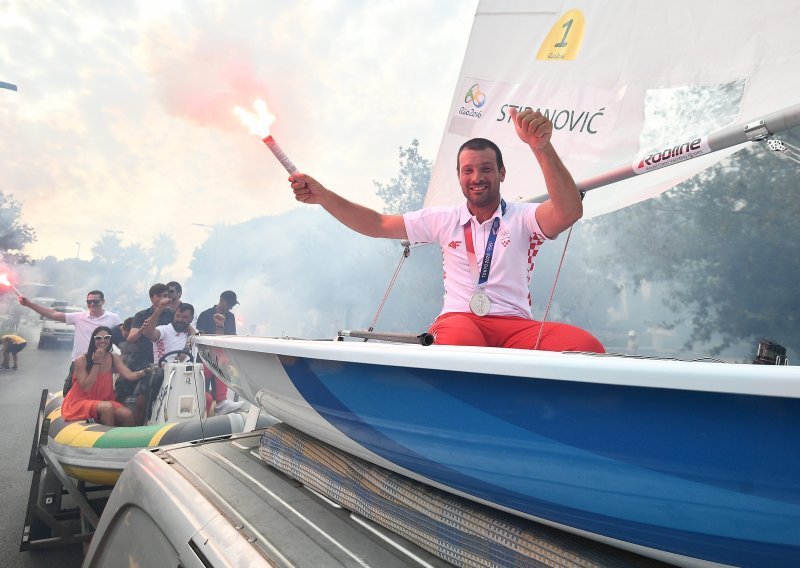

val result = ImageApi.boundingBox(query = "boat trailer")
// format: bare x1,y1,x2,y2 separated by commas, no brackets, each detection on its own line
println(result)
19,389,107,551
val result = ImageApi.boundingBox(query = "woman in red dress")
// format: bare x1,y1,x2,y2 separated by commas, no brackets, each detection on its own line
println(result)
61,326,147,426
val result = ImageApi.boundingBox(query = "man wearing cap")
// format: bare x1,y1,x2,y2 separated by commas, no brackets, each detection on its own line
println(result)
196,291,244,414
197,290,238,335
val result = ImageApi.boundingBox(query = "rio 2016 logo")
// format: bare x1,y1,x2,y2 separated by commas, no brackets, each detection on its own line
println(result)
458,83,486,119
536,9,585,61
464,84,486,108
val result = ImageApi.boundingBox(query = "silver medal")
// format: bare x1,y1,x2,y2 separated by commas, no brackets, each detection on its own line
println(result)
469,291,491,317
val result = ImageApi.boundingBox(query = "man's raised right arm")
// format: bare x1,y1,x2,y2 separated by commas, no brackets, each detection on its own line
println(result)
289,173,408,239
18,297,66,322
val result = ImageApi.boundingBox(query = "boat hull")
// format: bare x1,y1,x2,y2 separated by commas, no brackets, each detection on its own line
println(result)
44,392,261,485
196,336,800,567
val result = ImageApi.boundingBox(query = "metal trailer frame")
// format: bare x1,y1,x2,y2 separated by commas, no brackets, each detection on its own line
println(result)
19,389,110,552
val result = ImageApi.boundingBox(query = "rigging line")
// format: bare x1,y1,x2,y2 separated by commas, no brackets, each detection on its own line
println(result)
534,191,585,351
188,338,207,441
366,241,411,334
534,225,574,351
196,364,207,440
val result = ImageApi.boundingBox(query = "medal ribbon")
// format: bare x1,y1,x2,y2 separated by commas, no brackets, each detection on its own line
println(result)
463,199,506,288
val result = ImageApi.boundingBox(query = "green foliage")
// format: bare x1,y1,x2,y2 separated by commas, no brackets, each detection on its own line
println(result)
372,139,442,330
374,139,431,214
531,220,623,334
26,232,177,315
0,191,35,264
597,127,800,354
87,235,151,312
149,233,178,282
90,233,124,266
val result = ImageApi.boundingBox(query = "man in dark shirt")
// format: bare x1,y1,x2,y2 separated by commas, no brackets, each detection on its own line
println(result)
196,290,243,414
125,284,179,424
196,290,238,335
128,283,175,371
166,281,183,312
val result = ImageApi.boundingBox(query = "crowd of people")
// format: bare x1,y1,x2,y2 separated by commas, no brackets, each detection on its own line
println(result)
18,282,244,427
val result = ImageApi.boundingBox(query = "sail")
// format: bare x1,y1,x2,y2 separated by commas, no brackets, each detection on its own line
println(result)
427,0,800,218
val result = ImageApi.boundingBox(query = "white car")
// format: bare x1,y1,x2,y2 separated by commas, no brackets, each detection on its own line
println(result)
38,303,83,349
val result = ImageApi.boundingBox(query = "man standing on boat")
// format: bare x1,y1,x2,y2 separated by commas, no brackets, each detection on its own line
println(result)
288,108,604,353
118,284,174,408
197,291,245,415
166,281,183,312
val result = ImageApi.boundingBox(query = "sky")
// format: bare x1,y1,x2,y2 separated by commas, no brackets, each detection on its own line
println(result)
0,0,478,277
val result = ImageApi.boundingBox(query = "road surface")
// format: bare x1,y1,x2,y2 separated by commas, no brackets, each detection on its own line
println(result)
0,323,84,567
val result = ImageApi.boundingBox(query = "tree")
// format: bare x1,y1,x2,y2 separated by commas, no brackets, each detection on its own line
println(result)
528,220,623,336
91,233,123,267
89,235,152,313
370,140,443,332
149,233,177,282
597,126,800,355
0,191,36,264
374,139,431,214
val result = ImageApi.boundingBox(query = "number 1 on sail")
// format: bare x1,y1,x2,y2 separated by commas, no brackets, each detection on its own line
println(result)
536,9,585,60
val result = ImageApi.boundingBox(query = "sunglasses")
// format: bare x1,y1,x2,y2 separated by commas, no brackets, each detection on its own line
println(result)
93,335,112,341
86,299,103,305
168,289,177,293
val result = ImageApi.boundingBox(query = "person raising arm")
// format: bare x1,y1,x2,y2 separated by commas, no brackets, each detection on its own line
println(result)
61,326,146,427
289,175,407,239
509,107,582,238
285,108,603,354
18,298,67,323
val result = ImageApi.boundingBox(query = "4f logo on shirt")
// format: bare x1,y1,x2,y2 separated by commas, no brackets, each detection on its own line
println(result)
448,241,462,249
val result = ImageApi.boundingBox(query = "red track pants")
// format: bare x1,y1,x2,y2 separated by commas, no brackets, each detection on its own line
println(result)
203,365,228,402
429,312,605,353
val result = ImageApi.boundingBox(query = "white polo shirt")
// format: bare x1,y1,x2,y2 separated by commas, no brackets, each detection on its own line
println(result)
152,324,189,363
64,310,122,360
403,201,549,319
